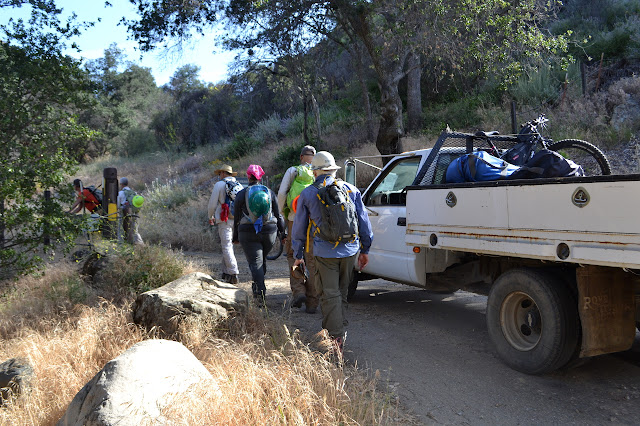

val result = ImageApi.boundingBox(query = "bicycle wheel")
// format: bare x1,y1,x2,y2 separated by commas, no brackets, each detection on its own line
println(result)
267,232,284,260
548,139,612,176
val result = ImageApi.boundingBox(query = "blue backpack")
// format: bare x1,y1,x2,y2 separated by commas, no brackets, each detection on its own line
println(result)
446,151,520,183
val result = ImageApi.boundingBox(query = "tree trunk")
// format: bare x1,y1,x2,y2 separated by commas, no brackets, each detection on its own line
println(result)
302,90,309,144
406,53,422,133
376,76,404,156
353,44,375,143
312,94,321,142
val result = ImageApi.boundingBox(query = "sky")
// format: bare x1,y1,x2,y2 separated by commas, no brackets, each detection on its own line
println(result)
1,0,236,86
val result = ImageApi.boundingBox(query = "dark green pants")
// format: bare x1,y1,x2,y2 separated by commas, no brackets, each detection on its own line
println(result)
314,254,356,339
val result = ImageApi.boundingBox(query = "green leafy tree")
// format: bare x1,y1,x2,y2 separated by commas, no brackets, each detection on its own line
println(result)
127,0,569,155
82,44,168,157
0,1,96,277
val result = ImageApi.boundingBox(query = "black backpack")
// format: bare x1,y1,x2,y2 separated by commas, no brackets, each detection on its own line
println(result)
224,179,243,218
313,180,359,245
508,149,585,180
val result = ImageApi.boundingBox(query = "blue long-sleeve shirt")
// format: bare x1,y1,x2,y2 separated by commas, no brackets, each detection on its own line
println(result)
291,174,373,259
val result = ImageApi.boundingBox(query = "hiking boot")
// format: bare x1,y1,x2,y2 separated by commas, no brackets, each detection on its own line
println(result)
228,274,239,284
305,305,317,314
221,273,230,282
292,294,306,309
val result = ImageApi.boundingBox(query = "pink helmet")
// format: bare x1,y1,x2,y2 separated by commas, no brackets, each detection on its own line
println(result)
246,164,265,180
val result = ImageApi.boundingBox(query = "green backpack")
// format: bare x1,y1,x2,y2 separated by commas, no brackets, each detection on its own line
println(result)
122,188,140,213
284,165,314,217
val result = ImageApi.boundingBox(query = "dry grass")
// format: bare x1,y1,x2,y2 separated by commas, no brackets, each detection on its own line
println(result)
139,196,220,252
0,259,402,425
0,299,149,424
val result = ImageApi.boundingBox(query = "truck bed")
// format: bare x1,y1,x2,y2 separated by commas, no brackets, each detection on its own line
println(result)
405,174,640,269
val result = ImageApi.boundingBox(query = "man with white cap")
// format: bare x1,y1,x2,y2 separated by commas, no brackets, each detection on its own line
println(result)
117,177,144,245
208,164,241,284
291,151,373,357
277,145,318,313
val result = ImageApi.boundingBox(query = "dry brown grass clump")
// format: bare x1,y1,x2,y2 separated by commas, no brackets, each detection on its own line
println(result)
0,300,149,424
0,249,402,425
0,294,401,425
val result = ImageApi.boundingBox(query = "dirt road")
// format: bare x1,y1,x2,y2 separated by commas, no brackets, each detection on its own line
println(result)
202,251,640,425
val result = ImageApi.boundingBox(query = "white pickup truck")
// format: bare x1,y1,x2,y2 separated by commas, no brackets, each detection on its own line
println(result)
345,129,640,374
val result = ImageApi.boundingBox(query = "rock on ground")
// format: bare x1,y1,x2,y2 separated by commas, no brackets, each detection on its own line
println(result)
0,357,33,406
132,272,249,334
58,339,217,426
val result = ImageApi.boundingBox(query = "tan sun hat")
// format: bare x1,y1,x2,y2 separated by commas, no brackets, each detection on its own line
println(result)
214,164,237,176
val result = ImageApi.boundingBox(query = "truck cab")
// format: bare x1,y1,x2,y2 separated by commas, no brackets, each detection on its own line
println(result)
345,147,466,290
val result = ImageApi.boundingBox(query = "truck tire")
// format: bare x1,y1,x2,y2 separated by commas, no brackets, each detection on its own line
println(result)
347,271,359,301
486,268,580,375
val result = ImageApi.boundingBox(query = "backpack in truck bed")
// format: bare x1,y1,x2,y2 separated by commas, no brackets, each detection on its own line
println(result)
507,149,584,180
445,151,520,183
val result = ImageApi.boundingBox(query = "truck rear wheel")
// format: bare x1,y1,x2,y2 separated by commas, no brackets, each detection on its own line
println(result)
486,268,580,375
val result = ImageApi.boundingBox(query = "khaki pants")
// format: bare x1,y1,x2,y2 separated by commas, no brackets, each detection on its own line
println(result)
314,254,356,339
286,219,318,309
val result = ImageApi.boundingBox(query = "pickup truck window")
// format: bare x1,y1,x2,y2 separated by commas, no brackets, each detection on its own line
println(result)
367,157,422,206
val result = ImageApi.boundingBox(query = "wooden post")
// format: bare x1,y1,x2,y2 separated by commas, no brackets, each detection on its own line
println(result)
580,62,587,96
103,168,118,240
510,101,517,134
43,190,51,246
595,53,604,92
560,73,568,106
0,197,4,250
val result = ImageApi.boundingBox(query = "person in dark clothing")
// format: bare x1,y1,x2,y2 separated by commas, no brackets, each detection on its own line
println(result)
233,164,285,305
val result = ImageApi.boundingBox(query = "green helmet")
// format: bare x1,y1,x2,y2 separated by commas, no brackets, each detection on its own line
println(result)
247,186,270,217
132,195,144,208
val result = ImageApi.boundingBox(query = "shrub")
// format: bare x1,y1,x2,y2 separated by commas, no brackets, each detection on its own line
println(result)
223,131,262,160
144,179,194,211
251,113,285,144
273,142,306,172
282,112,305,138
139,197,219,252
125,128,159,157
96,244,186,293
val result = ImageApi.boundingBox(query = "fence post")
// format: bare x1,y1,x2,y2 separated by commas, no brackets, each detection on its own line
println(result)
43,190,51,246
511,101,517,134
595,53,604,92
0,197,4,250
103,168,118,240
581,62,587,96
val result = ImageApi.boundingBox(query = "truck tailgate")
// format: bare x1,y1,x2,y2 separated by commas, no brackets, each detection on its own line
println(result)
405,175,640,269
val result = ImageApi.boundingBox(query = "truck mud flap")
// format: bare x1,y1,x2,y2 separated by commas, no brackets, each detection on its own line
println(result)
577,266,637,357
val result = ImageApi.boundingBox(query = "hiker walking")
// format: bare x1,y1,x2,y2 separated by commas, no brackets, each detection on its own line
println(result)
291,151,373,356
233,164,284,306
68,179,101,214
117,177,144,245
208,164,242,284
277,145,319,313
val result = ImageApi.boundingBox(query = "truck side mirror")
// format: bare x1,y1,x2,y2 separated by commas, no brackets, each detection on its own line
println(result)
344,160,356,186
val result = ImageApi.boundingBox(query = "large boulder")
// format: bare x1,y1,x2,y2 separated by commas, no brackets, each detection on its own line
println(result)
58,339,217,426
132,272,248,334
0,357,33,406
